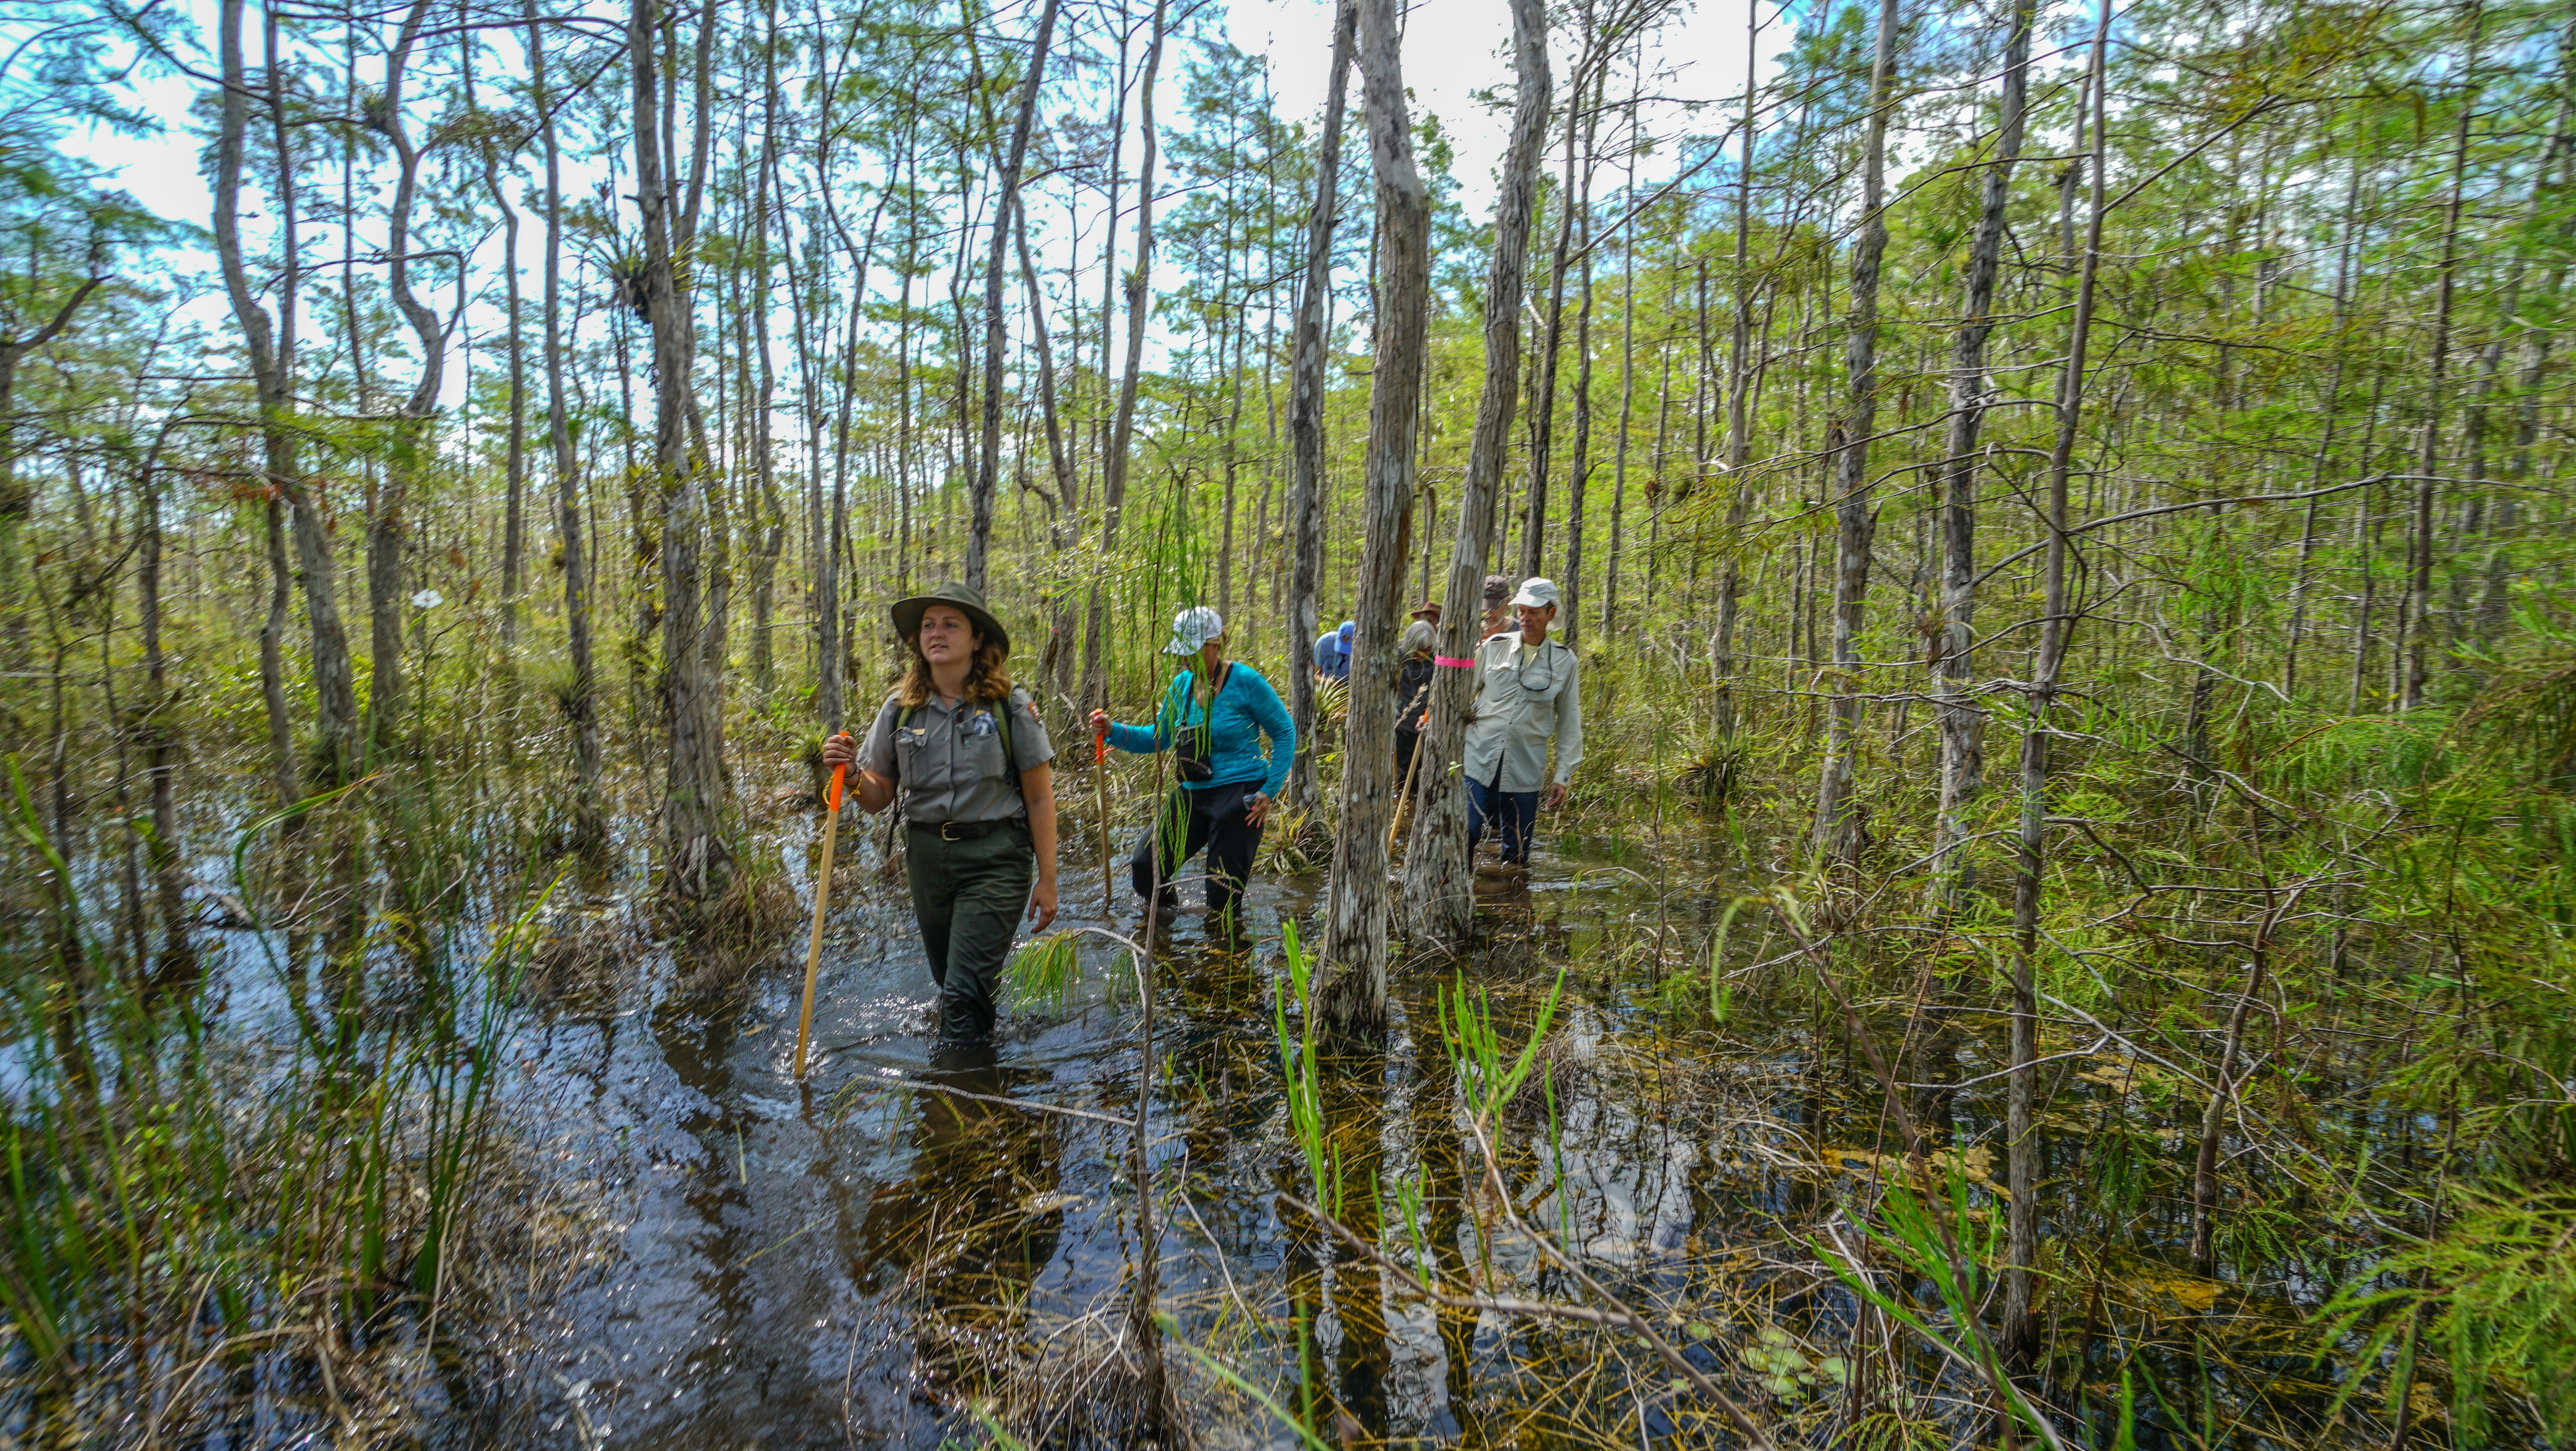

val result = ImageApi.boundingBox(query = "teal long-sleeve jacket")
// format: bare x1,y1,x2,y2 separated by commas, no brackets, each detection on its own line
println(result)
1106,663,1296,800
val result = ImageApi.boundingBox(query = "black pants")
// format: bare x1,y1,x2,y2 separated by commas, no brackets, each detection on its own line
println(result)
1131,778,1264,925
1395,725,1421,784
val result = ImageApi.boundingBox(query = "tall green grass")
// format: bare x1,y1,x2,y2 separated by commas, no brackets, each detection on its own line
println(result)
0,753,543,1435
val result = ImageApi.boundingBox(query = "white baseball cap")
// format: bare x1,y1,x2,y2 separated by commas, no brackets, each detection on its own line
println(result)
1164,605,1225,654
1510,577,1561,609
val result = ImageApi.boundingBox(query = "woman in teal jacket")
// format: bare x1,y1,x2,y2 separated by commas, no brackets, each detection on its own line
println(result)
1089,606,1295,926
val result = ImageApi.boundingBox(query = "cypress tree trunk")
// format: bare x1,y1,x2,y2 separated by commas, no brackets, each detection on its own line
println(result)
1561,130,1597,646
1520,92,1582,580
530,0,603,843
1404,0,1548,949
1283,0,1357,811
371,0,445,766
214,0,357,786
1103,0,1169,558
634,0,729,900
1810,0,1900,864
1313,0,1432,1029
746,4,786,698
2403,5,2480,711
1930,0,2031,912
2007,0,2112,1369
968,0,1060,593
1711,91,1758,741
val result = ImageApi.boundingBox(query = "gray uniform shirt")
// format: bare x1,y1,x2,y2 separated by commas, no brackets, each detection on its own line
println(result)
1461,633,1583,793
859,686,1054,824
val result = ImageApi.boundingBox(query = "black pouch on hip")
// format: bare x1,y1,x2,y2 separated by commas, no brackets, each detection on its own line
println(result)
1176,721,1216,783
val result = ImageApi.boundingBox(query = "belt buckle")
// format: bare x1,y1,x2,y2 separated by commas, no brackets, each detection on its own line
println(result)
941,820,964,841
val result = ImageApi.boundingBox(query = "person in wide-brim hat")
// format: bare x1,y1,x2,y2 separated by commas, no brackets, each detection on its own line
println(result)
821,578,1058,1055
891,580,1011,657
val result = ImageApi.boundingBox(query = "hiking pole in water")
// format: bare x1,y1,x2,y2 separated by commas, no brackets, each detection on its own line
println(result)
1386,737,1425,856
794,758,847,1080
1094,719,1114,911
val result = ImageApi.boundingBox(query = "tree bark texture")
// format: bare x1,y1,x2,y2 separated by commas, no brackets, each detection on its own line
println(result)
1313,0,1432,1030
635,0,730,900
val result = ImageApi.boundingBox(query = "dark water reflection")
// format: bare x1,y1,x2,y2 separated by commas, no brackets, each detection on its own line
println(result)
358,805,2439,1451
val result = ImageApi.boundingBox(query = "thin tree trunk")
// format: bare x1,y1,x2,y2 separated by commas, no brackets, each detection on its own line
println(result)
1284,0,1358,810
968,0,1060,592
1520,87,1583,580
2284,155,2366,698
1930,0,2032,911
2403,4,2481,711
370,0,446,765
1709,10,1763,741
634,0,729,900
1314,0,1432,1029
1811,0,1901,863
481,119,529,651
137,446,188,967
1405,0,1548,948
746,5,786,697
1561,125,1598,646
261,495,296,804
1103,0,1171,557
215,0,356,786
530,1,602,842
2007,0,2112,1371
1604,93,1638,640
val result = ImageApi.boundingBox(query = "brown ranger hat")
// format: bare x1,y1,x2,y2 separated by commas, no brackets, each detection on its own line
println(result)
1410,598,1443,621
890,580,1011,657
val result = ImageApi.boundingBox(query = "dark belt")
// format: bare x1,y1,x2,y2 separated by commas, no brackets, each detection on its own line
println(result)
907,817,1023,842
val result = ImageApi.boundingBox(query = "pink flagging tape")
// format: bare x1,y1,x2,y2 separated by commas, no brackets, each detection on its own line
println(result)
1434,655,1477,669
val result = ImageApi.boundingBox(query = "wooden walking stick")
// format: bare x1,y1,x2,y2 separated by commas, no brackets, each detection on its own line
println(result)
793,755,847,1080
1094,719,1114,909
1387,731,1425,855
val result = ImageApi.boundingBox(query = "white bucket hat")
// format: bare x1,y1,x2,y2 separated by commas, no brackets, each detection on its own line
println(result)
1163,604,1225,654
1510,577,1561,610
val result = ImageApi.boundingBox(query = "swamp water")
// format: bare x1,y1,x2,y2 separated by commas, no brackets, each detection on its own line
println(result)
188,805,2427,1450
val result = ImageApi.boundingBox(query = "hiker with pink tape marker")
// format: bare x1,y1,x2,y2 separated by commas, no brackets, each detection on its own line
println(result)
1461,577,1584,871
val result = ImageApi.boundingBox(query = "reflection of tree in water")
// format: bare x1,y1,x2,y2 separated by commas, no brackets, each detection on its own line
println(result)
849,1046,1065,1411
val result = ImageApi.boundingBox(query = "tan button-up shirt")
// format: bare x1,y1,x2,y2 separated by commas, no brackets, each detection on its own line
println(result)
1461,632,1582,793
859,687,1053,824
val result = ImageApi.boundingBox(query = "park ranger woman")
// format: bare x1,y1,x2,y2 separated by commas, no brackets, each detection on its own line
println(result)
822,581,1059,1047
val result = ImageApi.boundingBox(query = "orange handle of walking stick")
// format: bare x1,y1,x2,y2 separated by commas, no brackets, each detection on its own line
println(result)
828,761,846,811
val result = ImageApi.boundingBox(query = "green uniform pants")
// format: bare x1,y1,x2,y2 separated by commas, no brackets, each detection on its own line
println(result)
903,822,1033,1045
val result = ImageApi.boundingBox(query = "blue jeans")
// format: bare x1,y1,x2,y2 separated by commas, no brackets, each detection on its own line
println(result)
1466,774,1538,865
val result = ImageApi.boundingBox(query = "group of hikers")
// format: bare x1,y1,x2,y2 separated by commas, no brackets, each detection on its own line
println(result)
816,573,1584,1050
